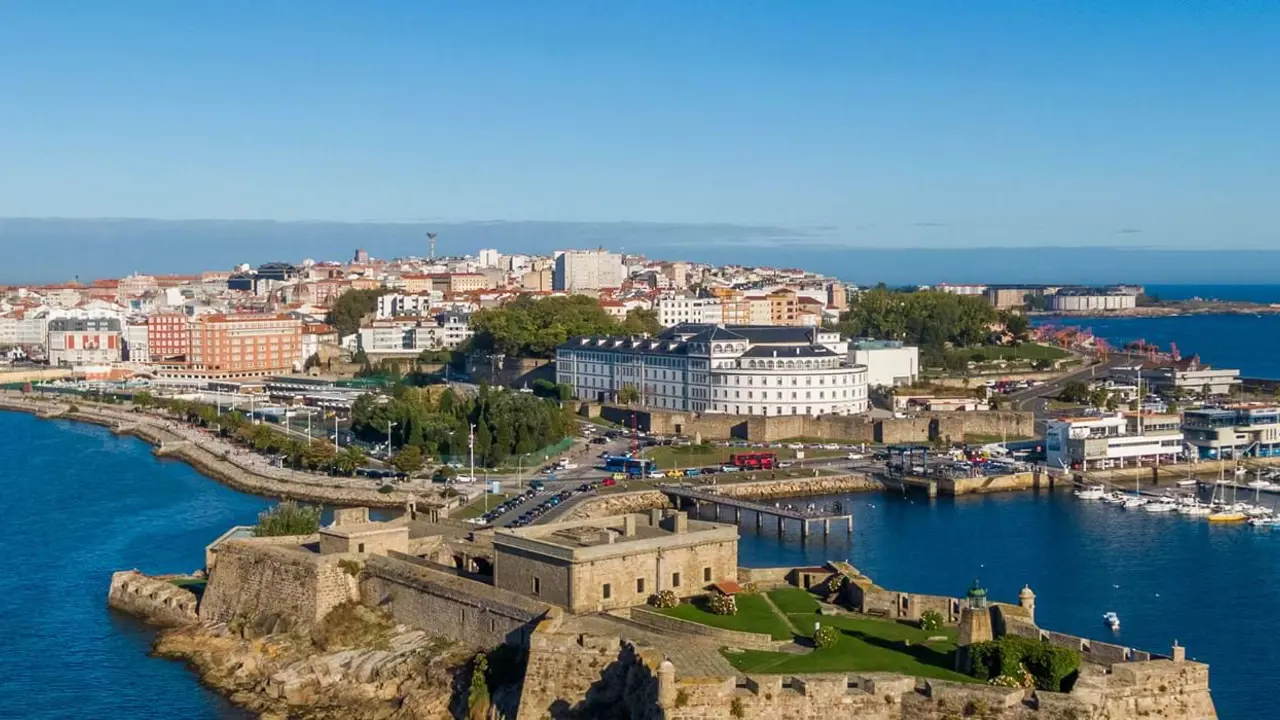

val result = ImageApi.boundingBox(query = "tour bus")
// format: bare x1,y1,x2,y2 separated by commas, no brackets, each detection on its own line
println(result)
729,451,777,470
603,455,657,477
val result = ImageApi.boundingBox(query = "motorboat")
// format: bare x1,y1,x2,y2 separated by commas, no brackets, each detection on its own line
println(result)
1208,509,1247,523
1103,612,1120,630
1247,479,1275,490
1179,502,1212,516
1122,496,1149,509
1074,484,1107,500
1143,500,1177,513
1102,492,1128,504
1176,478,1198,487
1248,516,1277,527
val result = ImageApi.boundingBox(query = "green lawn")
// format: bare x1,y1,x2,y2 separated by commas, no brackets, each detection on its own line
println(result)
657,593,795,641
727,614,973,682
452,492,512,520
950,343,1069,364
767,587,822,615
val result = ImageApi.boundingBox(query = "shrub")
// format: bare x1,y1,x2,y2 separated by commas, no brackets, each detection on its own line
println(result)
674,689,689,708
253,500,321,537
467,653,490,720
648,590,679,609
969,636,1080,692
823,574,847,595
742,581,759,594
813,624,839,650
730,697,746,718
378,483,394,494
708,593,737,616
919,610,944,631
338,559,363,576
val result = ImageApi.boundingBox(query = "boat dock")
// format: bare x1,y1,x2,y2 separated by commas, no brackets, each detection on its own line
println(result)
658,485,853,538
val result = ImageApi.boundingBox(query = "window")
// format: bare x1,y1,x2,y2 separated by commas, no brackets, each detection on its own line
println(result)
357,542,365,553
672,572,681,588
603,583,612,600
637,578,646,594
533,577,541,595
703,567,712,582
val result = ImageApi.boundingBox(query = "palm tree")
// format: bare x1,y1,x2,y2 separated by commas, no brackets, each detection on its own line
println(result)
333,446,367,476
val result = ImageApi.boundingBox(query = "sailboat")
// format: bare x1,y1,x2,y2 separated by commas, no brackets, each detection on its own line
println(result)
1208,466,1246,522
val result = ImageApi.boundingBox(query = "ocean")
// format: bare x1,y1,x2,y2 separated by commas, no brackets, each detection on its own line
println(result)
1038,284,1280,379
2,410,1272,718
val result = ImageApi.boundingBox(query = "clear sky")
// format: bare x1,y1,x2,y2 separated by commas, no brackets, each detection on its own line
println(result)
1,1,1277,249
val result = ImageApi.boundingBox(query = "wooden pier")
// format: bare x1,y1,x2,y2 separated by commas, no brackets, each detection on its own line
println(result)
658,485,853,538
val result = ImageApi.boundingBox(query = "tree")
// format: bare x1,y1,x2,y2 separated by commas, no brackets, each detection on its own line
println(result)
303,353,321,370
1001,312,1030,343
391,445,424,473
621,307,662,336
352,349,369,365
468,295,661,358
617,383,640,405
1088,387,1110,409
253,501,321,537
326,288,388,338
333,446,367,475
1059,381,1091,405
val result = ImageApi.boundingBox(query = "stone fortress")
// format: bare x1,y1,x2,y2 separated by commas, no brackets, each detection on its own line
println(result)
108,499,1218,719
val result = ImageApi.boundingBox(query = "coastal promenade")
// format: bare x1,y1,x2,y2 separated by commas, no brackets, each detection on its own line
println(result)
0,391,436,509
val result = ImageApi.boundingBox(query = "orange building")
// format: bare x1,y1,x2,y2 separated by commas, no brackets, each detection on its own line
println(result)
149,313,301,378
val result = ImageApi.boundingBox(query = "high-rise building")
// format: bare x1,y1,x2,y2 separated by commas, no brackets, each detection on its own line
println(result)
353,248,370,264
478,248,502,268
553,249,625,293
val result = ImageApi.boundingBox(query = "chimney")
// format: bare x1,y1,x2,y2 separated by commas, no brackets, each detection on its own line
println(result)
661,511,689,534
623,515,637,537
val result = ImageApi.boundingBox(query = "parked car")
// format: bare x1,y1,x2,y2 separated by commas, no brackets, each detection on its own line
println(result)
846,453,865,461
777,461,794,469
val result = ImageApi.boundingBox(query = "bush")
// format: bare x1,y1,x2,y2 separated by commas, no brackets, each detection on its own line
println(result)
813,624,839,650
708,593,737,616
741,581,759,594
919,610,944,631
969,636,1080,692
648,590,679,609
253,501,321,537
378,483,394,494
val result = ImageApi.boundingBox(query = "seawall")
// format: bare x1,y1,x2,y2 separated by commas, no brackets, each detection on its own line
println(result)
107,571,200,627
0,395,416,508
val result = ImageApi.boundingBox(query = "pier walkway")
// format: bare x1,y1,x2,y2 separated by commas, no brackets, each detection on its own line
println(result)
657,484,853,537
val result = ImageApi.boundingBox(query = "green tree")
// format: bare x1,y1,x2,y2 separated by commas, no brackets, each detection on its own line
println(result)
1059,381,1091,405
325,288,389,338
617,383,640,405
391,445,424,473
253,501,321,537
621,307,662,336
1001,311,1030,342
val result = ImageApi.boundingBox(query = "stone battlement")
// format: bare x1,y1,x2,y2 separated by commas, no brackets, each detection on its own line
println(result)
107,571,199,627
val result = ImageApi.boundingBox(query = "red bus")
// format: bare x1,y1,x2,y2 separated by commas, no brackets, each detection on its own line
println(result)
730,452,776,470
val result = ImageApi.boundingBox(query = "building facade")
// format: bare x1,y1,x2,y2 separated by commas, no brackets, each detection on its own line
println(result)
149,313,302,379
553,249,625,293
1045,412,1184,470
356,313,473,356
851,340,920,387
556,323,869,416
47,317,123,366
1111,358,1241,396
655,295,724,327
1050,288,1138,312
1181,405,1280,459
493,510,738,613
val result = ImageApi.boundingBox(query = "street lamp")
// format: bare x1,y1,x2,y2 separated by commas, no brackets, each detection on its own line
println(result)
386,420,398,460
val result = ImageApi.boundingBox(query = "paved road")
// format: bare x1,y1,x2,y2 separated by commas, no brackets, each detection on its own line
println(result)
1004,357,1132,416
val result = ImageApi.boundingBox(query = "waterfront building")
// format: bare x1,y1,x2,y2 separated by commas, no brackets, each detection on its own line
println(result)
47,317,123,366
555,323,869,416
553,249,625,293
935,282,988,296
1181,404,1280,459
493,510,738,614
851,339,919,387
149,313,302,380
1111,356,1240,396
1050,287,1138,312
1045,411,1184,470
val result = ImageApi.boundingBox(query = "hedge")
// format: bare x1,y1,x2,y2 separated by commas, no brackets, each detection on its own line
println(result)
968,636,1080,692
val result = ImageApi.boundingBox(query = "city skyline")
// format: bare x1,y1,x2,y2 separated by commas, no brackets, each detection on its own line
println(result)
2,2,1279,256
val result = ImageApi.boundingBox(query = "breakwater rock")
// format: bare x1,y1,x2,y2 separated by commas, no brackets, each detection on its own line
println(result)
153,605,477,720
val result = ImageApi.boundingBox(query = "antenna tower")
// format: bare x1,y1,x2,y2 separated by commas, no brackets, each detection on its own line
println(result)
427,232,438,259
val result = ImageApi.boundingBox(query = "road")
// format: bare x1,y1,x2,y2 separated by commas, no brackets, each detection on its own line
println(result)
1004,357,1132,416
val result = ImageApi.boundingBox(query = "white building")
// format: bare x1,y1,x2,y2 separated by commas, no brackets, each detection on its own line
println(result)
356,313,474,357
851,340,919,387
123,322,150,363
556,324,868,416
1050,288,1138,312
47,317,123,366
376,292,443,318
478,248,503,268
656,295,724,327
1045,412,1183,470
553,249,625,293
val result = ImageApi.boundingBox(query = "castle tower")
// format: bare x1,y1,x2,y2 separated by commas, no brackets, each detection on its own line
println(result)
1018,584,1036,624
955,579,993,673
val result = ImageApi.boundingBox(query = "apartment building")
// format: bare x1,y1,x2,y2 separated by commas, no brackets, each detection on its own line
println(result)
149,313,302,379
655,295,724,327
553,250,625,293
47,317,123,366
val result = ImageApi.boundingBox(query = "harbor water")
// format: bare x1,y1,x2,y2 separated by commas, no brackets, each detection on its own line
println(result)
2,410,1274,718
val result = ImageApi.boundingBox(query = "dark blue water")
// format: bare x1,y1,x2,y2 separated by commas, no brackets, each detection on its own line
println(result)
1145,284,1280,304
727,490,1269,717
0,412,263,719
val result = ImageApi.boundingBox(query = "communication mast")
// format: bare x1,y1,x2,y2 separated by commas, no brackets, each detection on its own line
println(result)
427,232,438,259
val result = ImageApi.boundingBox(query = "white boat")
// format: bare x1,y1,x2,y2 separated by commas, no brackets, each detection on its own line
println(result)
1122,496,1149,509
1143,500,1177,513
1103,611,1120,630
1176,479,1198,487
1247,479,1274,490
1074,484,1107,500
1248,516,1276,527
1179,503,1212,516
1102,492,1128,504
1235,467,1248,477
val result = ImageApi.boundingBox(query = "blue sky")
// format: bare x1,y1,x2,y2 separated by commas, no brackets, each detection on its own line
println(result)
1,1,1278,250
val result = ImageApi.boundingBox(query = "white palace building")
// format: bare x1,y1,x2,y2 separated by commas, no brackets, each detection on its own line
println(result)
555,324,869,417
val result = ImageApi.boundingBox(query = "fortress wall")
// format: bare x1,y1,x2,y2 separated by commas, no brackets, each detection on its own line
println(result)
107,571,199,627
198,541,356,628
517,632,662,720
358,553,548,648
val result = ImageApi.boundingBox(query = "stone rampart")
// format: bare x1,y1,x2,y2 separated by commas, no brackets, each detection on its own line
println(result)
626,607,778,650
198,541,357,629
358,553,549,648
517,632,662,720
107,571,199,627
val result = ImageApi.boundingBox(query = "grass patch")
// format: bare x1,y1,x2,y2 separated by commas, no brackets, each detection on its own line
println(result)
656,593,794,641
312,602,395,651
957,343,1069,362
767,587,822,615
727,614,973,682
452,492,513,520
